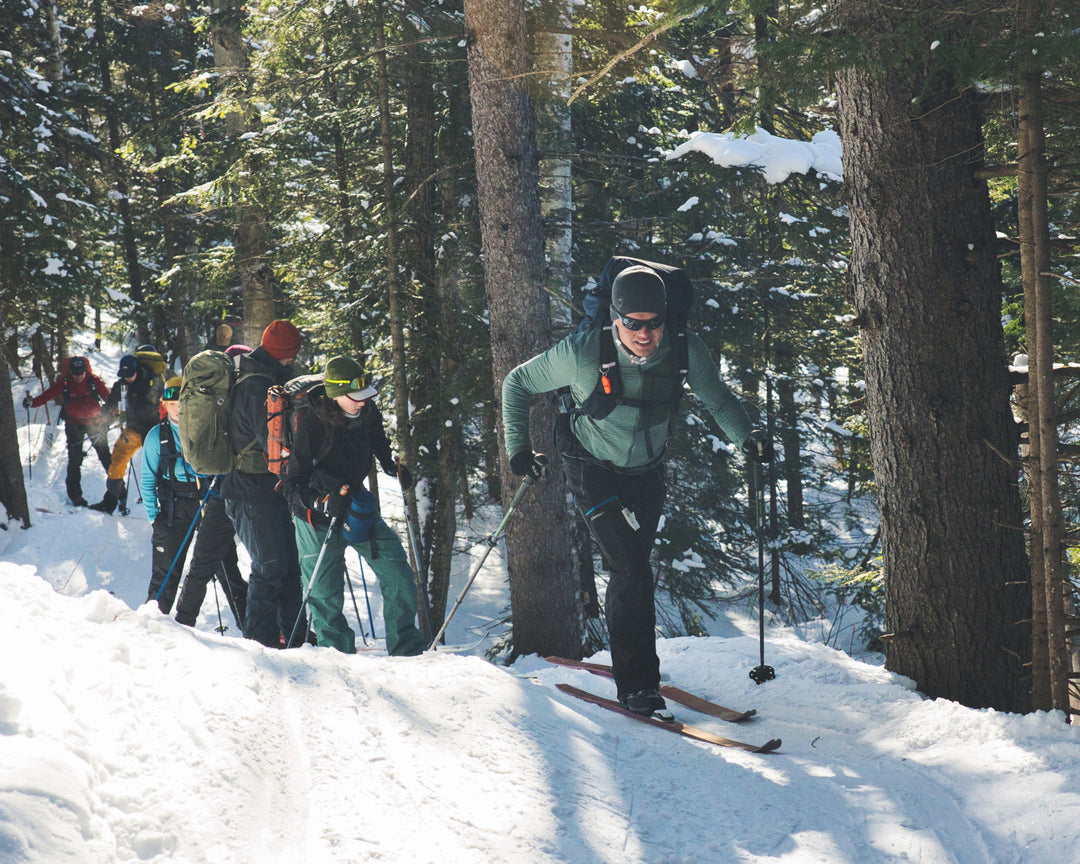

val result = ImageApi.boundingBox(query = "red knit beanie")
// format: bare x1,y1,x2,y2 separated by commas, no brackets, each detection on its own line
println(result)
260,319,302,361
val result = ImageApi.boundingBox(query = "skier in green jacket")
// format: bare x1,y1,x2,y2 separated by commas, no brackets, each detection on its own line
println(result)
502,263,772,717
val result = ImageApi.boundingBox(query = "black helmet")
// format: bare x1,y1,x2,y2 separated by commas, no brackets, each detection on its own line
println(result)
135,343,156,354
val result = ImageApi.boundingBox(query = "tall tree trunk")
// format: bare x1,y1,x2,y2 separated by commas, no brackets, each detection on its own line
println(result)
1017,371,1050,709
534,0,574,335
836,3,1030,711
1016,0,1068,712
212,0,277,339
92,0,144,321
397,0,445,640
533,0,596,636
464,0,581,658
427,36,473,634
0,294,31,527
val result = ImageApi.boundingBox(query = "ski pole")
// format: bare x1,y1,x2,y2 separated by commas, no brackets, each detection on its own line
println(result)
215,562,245,634
428,456,547,650
343,565,369,644
287,486,349,648
24,393,32,481
397,459,433,640
155,483,215,603
749,455,776,684
354,557,378,639
211,577,226,634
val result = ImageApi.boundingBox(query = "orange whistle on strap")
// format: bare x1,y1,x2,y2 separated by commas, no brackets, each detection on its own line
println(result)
601,374,612,395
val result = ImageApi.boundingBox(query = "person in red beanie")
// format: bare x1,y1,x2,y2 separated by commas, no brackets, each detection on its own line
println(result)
220,319,308,648
260,319,303,361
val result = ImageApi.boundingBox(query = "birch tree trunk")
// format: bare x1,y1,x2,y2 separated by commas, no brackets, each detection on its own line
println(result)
836,2,1030,711
464,0,581,658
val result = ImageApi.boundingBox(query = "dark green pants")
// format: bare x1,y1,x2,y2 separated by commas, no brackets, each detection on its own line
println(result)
293,515,425,656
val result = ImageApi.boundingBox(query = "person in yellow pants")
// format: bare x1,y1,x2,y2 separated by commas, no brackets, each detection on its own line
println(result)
91,348,168,514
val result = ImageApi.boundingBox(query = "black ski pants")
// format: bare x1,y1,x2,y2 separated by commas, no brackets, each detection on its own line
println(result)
64,418,111,504
147,495,202,614
563,456,666,699
175,494,248,631
225,495,305,648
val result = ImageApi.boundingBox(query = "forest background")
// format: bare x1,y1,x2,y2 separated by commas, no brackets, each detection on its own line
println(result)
1,1,1078,717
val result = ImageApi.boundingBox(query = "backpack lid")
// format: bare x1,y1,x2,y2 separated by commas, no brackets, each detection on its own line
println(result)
581,256,693,332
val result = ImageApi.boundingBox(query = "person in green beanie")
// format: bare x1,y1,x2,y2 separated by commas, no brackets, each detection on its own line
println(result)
283,355,425,655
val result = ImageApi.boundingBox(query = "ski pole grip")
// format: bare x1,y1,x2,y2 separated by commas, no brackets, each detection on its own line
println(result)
523,454,549,485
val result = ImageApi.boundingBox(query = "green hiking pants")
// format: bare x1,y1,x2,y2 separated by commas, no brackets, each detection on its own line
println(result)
292,515,426,656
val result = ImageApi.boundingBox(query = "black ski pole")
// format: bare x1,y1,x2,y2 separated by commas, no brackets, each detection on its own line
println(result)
749,455,776,684
24,393,32,481
428,456,547,651
354,557,377,640
211,577,226,634
215,563,245,634
343,565,369,644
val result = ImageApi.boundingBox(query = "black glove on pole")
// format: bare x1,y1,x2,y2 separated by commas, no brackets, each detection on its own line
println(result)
749,457,776,684
429,455,549,650
509,450,548,480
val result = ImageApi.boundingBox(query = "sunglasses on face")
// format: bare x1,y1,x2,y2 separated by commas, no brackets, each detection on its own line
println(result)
617,311,666,331
163,386,181,401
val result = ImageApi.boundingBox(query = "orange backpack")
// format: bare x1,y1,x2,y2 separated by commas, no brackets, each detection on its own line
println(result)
266,374,324,475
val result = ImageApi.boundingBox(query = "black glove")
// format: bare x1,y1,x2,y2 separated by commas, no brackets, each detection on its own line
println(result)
741,429,774,464
22,394,34,409
510,450,547,479
391,462,413,491
315,486,350,520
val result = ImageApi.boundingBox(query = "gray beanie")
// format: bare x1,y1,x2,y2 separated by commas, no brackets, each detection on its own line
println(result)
610,266,666,319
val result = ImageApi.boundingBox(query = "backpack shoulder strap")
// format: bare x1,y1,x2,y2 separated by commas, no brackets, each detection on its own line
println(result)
158,422,180,482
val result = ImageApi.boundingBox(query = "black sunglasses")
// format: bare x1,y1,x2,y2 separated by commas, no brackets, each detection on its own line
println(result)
617,311,666,331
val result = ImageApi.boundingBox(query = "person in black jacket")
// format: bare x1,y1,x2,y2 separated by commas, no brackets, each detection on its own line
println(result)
221,319,307,648
91,349,167,514
284,355,425,656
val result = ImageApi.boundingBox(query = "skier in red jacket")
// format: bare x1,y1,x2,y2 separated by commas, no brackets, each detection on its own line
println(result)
25,356,112,506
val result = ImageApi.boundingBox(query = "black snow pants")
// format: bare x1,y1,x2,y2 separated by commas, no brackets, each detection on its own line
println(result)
174,494,248,631
563,455,666,699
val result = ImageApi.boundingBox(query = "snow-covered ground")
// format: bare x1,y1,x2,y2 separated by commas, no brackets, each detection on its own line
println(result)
4,341,1080,864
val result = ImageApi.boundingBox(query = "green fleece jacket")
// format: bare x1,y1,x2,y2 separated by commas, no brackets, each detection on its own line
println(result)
502,327,754,469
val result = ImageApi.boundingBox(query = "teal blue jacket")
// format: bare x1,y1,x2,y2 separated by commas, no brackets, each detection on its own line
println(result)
502,328,754,470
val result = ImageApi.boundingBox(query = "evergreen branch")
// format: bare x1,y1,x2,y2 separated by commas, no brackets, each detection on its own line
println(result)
568,12,697,105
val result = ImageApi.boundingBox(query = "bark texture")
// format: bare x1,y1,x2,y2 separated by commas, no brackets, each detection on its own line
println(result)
837,16,1030,710
465,0,582,658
